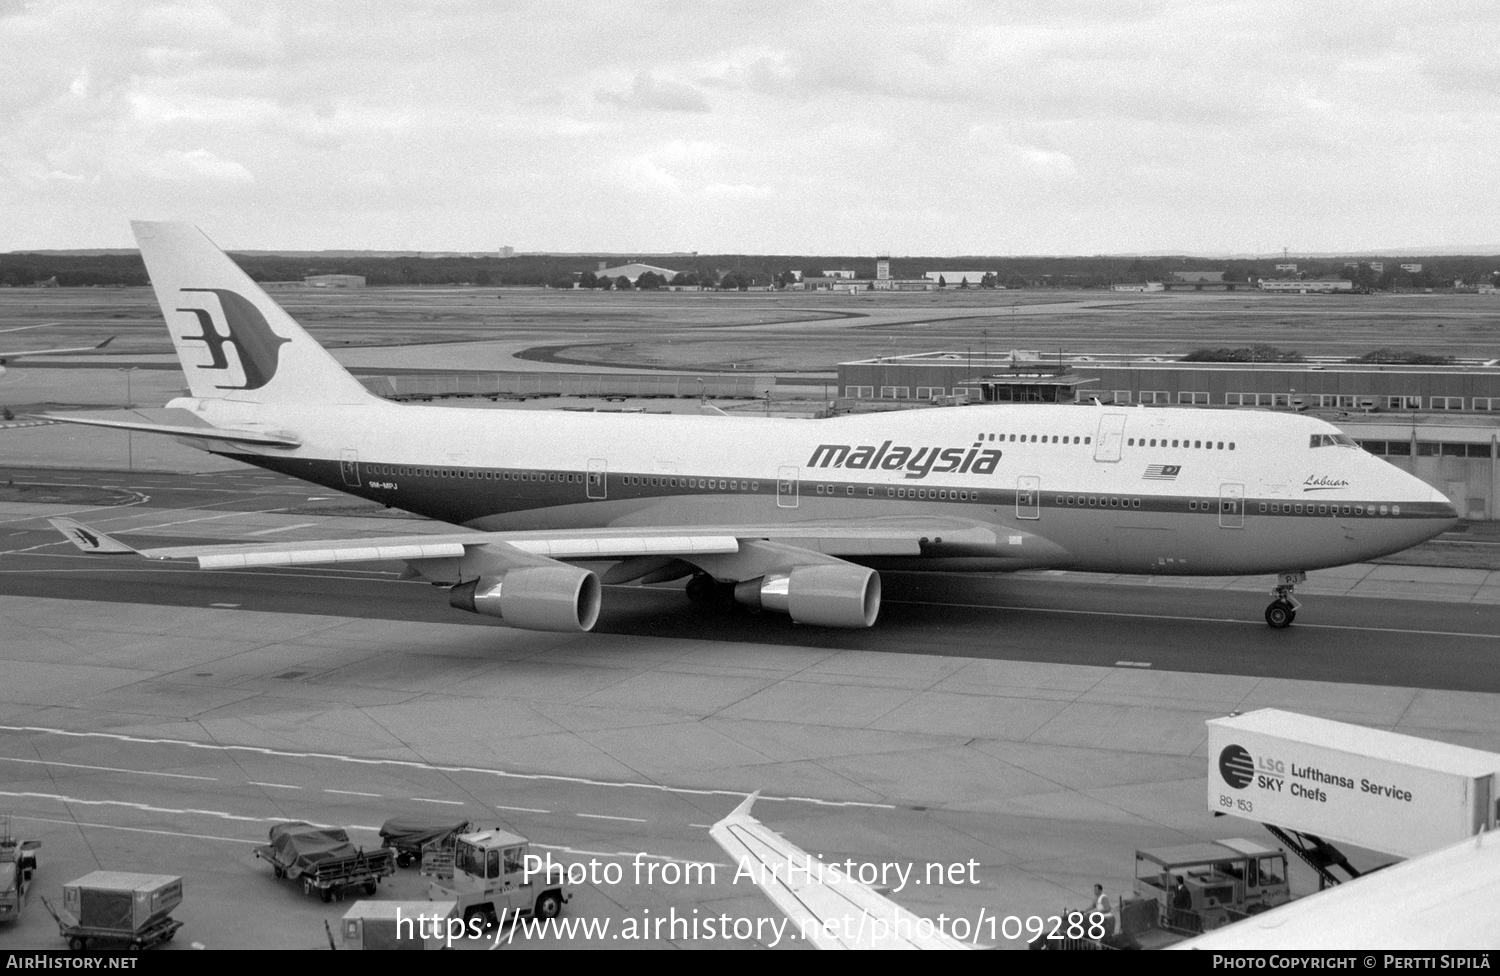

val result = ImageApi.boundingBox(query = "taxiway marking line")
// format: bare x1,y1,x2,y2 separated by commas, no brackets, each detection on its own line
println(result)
247,522,318,536
210,602,240,608
14,814,259,846
0,756,219,781
889,598,1500,641
496,805,549,814
578,813,648,823
689,824,712,829
325,789,382,797
412,797,466,806
1115,661,1152,668
248,781,302,790
0,725,896,810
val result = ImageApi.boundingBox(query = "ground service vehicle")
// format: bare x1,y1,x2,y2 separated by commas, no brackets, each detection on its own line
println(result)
379,816,472,869
341,900,459,950
426,828,570,927
1126,839,1291,944
42,872,183,951
0,815,39,924
1207,709,1500,862
255,822,395,902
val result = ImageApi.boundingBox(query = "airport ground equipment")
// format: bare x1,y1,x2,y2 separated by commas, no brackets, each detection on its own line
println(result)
378,816,472,869
425,827,570,927
340,900,458,950
255,822,395,903
1207,709,1500,866
41,872,183,951
0,814,40,923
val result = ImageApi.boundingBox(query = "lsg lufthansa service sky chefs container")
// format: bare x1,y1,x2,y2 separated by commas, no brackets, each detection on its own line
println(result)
1207,709,1499,860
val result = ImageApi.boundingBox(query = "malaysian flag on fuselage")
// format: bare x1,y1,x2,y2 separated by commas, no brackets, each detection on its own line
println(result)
1143,464,1181,480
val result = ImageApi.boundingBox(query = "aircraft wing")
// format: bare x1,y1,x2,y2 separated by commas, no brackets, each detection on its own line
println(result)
0,336,115,359
47,516,996,570
1174,830,1500,949
710,793,973,949
34,408,300,447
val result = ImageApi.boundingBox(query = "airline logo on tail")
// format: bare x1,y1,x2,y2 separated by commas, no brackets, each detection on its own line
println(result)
175,288,289,390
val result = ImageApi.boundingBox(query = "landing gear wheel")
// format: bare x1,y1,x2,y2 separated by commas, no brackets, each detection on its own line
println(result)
319,886,333,903
1265,600,1294,629
396,851,415,869
364,881,378,896
535,892,562,920
68,937,87,952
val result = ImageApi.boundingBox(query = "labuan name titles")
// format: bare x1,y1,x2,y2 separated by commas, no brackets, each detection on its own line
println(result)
808,441,1003,480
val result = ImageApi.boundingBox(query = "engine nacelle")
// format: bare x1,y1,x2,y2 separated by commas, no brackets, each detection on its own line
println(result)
449,566,601,632
733,564,880,628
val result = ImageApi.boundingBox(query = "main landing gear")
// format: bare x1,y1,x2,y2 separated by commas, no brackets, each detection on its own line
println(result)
1265,571,1306,629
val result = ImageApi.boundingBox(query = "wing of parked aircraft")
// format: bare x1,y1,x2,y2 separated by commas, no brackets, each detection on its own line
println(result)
1174,830,1500,949
0,333,115,361
710,793,974,949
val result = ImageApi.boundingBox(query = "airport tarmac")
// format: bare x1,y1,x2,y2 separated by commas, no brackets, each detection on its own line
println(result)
4,290,1500,949
2,465,1500,949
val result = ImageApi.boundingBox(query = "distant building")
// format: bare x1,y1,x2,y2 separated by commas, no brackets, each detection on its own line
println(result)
304,274,365,288
1401,263,1423,273
1258,278,1354,293
1479,284,1498,294
1173,271,1226,283
1164,271,1237,291
924,272,994,286
34,276,58,288
1112,282,1165,292
596,262,677,283
1369,262,1385,273
822,270,855,279
498,246,515,259
1275,263,1298,272
876,258,891,281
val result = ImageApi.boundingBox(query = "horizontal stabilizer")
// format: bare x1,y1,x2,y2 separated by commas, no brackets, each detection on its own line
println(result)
47,518,138,554
36,408,300,447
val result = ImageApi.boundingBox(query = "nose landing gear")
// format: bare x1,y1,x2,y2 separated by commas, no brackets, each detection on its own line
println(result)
1265,571,1306,628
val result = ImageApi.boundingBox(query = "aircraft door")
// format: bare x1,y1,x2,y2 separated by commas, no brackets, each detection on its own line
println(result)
777,466,799,508
1017,475,1040,520
1219,483,1245,528
339,449,360,487
1094,414,1126,462
587,458,608,499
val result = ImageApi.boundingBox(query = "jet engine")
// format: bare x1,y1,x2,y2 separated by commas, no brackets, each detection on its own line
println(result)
733,564,881,628
449,565,601,632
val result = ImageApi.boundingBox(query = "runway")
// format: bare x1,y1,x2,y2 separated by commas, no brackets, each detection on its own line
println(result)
3,464,1500,949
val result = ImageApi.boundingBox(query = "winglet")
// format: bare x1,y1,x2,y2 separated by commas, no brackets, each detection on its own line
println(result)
725,790,760,822
47,518,138,554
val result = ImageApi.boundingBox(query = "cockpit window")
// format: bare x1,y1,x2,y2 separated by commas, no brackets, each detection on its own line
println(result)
1310,433,1358,448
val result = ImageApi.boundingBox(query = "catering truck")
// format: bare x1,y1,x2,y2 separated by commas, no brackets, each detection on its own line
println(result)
1207,709,1500,861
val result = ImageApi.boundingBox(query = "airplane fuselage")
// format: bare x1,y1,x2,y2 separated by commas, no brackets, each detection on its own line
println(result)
187,397,1456,578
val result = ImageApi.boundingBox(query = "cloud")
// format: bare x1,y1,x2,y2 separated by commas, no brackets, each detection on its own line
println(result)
596,72,710,113
138,149,254,184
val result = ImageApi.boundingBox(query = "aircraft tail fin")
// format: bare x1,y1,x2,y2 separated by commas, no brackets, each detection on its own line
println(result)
131,221,376,405
47,518,139,555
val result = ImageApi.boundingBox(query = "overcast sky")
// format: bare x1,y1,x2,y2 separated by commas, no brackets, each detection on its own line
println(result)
3,1,1497,255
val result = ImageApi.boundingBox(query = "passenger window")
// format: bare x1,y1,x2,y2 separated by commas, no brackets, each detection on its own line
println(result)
1172,440,1179,447
1194,440,1201,448
1229,443,1235,450
1217,442,1224,449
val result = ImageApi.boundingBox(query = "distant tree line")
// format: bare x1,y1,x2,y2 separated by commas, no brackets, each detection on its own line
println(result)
2,251,1498,291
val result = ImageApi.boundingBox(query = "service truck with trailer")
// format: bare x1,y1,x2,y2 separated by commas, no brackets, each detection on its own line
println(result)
1207,709,1499,862
0,815,39,924
426,828,570,928
256,822,396,902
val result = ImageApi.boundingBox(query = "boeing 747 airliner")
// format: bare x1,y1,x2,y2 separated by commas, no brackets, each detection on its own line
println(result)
45,222,1457,632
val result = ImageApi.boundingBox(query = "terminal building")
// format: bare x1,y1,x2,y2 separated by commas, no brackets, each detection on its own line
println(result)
837,351,1500,520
